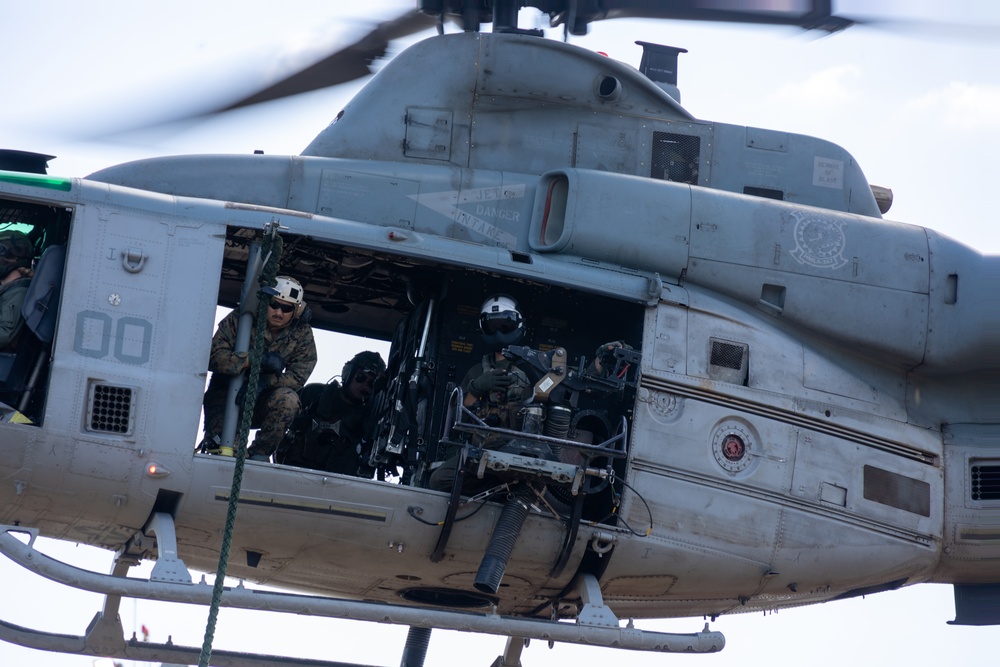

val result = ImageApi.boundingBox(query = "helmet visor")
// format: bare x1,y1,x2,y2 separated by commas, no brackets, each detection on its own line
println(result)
480,311,521,335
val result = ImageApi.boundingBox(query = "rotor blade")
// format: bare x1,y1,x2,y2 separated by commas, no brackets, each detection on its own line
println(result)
602,0,853,32
540,0,999,40
220,9,439,113
539,0,854,34
838,16,1000,43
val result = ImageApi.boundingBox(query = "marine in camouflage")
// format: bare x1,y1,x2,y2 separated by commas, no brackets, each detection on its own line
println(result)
202,308,317,457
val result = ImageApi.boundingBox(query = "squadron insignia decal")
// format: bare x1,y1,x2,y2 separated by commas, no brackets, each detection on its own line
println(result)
789,210,849,270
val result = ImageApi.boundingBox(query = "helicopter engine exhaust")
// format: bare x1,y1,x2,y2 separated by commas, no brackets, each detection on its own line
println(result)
474,482,537,594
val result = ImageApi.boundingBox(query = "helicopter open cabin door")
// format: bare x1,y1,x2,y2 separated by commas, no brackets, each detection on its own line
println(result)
192,220,655,600
0,196,70,423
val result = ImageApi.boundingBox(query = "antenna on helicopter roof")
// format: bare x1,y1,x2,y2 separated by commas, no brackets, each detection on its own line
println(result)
636,42,688,103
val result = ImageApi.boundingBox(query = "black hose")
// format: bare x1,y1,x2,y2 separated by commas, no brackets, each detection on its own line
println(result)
400,626,432,667
474,483,535,594
544,405,572,460
544,405,572,439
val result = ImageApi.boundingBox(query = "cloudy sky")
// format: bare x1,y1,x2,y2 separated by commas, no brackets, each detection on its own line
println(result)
0,1,997,666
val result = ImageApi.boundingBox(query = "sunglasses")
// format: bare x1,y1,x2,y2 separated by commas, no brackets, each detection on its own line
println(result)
352,371,377,386
268,300,295,314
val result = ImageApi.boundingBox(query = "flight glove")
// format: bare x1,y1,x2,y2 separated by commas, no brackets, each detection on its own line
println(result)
260,352,285,374
468,368,514,398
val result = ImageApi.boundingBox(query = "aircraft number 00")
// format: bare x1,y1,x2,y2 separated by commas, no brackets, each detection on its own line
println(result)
74,310,153,365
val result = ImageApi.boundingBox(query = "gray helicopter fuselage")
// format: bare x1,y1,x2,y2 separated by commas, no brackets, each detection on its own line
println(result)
1,30,997,625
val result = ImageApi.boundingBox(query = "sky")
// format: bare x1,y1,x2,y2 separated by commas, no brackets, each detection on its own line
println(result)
0,1,998,666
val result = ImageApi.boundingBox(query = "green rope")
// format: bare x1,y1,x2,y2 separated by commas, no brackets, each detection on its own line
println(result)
198,230,283,667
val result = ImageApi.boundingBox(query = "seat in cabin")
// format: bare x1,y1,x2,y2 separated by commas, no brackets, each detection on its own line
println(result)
0,244,65,418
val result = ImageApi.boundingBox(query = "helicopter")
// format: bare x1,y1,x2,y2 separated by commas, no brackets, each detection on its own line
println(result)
0,1,988,667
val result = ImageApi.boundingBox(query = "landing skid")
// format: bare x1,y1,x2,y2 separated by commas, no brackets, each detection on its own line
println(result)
0,616,366,667
0,524,725,665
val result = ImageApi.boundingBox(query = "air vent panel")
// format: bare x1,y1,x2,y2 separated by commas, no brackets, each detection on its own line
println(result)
651,132,700,185
971,463,1000,502
708,338,748,386
87,383,134,435
863,465,930,517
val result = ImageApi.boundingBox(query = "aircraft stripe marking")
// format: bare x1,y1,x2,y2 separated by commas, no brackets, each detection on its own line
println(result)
408,184,525,248
214,493,388,522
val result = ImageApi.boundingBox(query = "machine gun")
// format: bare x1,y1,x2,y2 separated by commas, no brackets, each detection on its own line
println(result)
441,343,641,474
432,343,642,592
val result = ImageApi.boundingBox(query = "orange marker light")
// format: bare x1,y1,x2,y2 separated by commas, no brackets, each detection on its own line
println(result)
145,462,171,478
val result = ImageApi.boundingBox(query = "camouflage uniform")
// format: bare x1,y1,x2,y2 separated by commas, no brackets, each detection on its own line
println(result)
428,354,530,491
0,231,34,351
277,382,372,476
0,277,31,350
202,309,317,457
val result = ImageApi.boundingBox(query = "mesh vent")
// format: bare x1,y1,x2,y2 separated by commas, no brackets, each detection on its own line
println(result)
863,465,930,517
711,341,744,370
971,464,1000,501
88,384,133,434
708,339,748,386
651,132,700,185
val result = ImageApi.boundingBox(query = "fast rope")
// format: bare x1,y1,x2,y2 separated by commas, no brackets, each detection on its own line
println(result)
198,228,283,667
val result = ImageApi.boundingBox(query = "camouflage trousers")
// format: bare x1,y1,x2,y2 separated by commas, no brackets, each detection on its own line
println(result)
203,386,302,458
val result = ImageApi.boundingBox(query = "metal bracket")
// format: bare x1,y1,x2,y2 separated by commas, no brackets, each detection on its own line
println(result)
144,512,193,584
120,248,147,273
83,555,132,655
0,525,726,662
489,636,526,667
575,573,621,628
476,449,586,486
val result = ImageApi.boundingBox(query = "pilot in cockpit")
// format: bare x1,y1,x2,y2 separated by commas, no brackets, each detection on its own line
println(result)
428,294,531,491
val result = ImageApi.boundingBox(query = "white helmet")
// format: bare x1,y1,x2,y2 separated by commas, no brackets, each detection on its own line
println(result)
479,294,524,349
272,276,306,317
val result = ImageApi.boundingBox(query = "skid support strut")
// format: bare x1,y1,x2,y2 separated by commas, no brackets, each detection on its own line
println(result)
0,525,724,666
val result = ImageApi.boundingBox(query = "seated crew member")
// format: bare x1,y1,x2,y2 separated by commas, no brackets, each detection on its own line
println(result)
0,231,35,352
201,275,317,461
429,294,531,491
277,350,386,476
